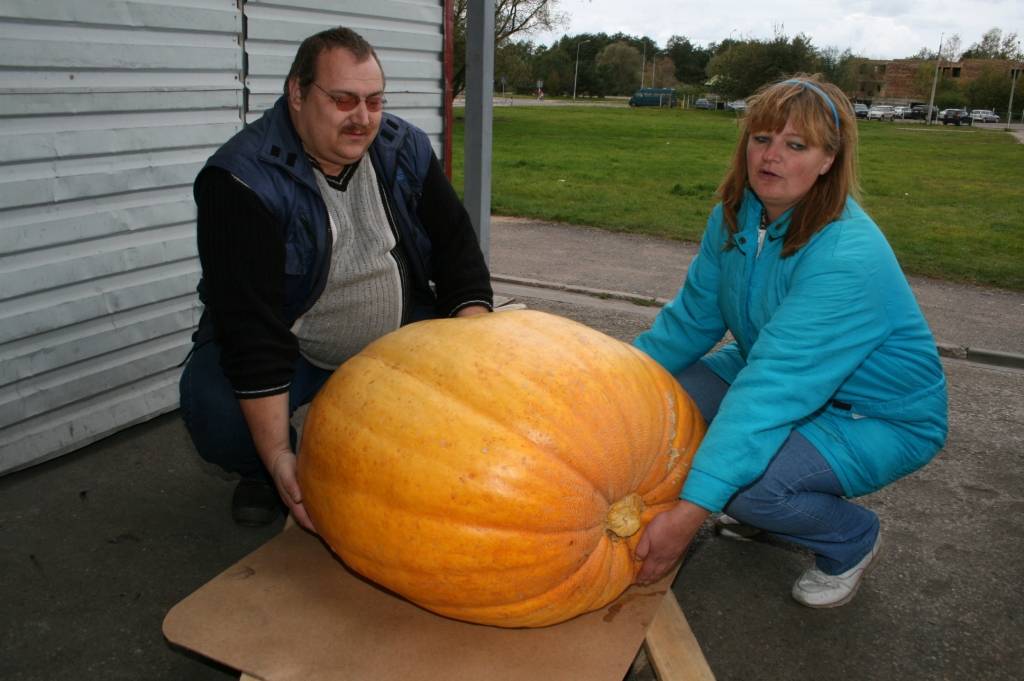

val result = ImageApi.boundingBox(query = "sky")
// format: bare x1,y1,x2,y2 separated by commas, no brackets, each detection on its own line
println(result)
530,0,1023,60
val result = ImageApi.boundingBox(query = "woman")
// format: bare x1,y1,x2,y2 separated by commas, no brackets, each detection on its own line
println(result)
632,76,948,607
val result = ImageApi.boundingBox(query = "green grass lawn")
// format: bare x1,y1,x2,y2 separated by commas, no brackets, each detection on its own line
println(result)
452,107,1024,291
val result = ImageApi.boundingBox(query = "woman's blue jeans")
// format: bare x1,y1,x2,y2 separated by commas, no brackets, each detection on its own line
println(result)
178,341,333,481
679,362,880,575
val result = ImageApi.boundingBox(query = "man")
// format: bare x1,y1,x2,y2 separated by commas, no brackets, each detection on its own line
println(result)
179,27,492,529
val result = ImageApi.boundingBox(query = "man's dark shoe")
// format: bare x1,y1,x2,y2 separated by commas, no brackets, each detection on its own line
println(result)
231,478,280,527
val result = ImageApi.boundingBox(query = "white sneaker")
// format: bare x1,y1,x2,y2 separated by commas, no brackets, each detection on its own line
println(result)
714,514,762,542
792,531,883,608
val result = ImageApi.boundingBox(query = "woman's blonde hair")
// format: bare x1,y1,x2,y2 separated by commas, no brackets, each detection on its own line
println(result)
717,74,860,257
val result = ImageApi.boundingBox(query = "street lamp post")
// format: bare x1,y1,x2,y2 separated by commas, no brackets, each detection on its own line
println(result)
573,40,589,102
926,33,944,126
640,44,646,89
1006,67,1019,131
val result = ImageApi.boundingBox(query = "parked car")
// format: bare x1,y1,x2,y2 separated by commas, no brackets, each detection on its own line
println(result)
867,105,896,121
893,105,911,119
628,87,677,108
970,109,1000,123
694,98,715,110
725,99,746,112
854,103,869,118
908,105,938,121
941,108,972,126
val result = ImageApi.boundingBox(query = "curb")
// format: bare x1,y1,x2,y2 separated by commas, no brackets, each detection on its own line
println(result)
936,343,1024,370
492,273,1024,371
492,274,668,308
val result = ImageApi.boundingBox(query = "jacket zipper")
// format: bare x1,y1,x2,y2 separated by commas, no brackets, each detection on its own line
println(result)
742,214,764,346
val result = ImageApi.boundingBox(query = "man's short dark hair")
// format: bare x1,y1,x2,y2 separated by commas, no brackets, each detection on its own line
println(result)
284,26,384,97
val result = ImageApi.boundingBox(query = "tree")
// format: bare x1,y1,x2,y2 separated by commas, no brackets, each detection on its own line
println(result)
648,55,679,89
965,64,1014,111
595,41,643,95
495,40,536,93
942,34,962,62
911,35,960,62
913,62,963,108
816,47,860,94
706,32,819,100
531,40,573,95
665,36,711,85
452,0,565,98
961,28,1023,60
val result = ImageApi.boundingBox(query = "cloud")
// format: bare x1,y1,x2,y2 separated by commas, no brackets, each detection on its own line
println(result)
534,0,1022,60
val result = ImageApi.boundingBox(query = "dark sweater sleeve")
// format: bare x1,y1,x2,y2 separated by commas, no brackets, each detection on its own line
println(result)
195,167,298,398
415,153,494,316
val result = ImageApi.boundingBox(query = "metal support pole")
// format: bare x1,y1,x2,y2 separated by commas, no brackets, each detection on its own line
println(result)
1006,68,1018,132
573,40,589,102
926,34,943,126
640,44,645,89
464,0,494,261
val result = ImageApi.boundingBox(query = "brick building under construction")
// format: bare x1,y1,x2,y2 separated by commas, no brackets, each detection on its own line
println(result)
849,57,1023,106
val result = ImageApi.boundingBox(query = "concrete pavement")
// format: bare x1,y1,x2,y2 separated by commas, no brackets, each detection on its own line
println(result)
489,215,1024,365
2,216,1022,681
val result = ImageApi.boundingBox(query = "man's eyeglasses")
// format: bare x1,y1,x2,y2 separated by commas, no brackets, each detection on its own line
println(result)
311,82,386,112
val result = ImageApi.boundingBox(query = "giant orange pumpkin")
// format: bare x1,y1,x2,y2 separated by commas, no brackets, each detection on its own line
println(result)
297,309,704,628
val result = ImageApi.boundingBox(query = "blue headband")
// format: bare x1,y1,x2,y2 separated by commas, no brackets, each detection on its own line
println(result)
783,79,841,131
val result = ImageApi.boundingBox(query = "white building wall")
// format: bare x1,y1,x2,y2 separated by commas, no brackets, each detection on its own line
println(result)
0,0,448,476
0,1,243,474
244,0,445,154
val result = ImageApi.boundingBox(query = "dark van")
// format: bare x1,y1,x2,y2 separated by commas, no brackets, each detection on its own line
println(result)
629,88,678,108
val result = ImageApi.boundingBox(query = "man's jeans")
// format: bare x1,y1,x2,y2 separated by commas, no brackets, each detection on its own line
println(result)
179,341,333,480
678,362,880,575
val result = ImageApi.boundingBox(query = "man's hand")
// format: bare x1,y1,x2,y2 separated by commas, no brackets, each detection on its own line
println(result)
455,304,490,317
265,449,316,533
634,500,710,584
238,393,316,533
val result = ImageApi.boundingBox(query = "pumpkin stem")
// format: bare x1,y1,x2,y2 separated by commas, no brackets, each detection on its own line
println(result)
605,493,646,539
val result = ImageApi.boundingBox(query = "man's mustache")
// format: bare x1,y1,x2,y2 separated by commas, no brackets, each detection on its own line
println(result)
341,125,371,135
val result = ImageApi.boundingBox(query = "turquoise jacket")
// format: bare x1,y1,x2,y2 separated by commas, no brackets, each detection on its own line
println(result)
634,191,948,512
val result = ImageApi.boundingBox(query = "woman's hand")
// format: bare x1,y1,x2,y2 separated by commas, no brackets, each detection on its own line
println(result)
634,500,711,584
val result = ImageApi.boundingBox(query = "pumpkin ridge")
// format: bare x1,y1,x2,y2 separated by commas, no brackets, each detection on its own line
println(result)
420,530,620,615
340,538,606,608
546,333,689,500
355,350,617,504
424,530,633,626
629,371,682,498
442,311,662,502
337,488,603,537
630,357,704,501
517,321,654,497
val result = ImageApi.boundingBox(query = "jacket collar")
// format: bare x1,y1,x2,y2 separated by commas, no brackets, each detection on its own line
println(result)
727,188,794,254
255,97,407,193
254,96,320,193
744,188,793,234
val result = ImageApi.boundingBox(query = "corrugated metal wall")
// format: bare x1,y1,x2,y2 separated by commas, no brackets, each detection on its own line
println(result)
0,1,446,475
0,1,244,475
244,0,445,152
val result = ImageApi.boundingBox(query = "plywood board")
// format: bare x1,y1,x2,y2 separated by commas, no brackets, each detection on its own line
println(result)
164,526,678,681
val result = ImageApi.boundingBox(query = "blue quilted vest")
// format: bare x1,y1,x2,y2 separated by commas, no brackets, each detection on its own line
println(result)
194,97,436,331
